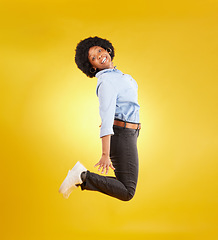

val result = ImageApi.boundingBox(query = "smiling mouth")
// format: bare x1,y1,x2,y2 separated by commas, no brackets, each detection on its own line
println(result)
101,57,106,64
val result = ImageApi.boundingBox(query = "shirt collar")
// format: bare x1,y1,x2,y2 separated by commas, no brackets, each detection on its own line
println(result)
95,67,119,78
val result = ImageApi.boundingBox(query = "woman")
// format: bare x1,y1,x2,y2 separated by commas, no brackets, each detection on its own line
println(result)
59,36,141,201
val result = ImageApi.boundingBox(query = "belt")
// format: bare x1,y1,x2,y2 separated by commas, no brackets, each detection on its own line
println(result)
113,120,141,130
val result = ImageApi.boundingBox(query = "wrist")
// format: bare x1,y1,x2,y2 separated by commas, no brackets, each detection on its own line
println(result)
102,152,109,157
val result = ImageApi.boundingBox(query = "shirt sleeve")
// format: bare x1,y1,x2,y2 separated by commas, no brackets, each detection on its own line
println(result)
98,80,117,138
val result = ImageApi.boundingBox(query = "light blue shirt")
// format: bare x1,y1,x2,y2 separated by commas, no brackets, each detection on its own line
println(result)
96,68,140,138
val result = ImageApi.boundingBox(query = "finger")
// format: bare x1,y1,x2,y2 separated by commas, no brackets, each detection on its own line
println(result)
94,162,100,168
101,166,106,174
110,163,115,170
105,166,109,175
98,165,102,171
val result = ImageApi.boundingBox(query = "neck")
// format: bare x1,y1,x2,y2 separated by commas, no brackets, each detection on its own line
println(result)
108,62,114,69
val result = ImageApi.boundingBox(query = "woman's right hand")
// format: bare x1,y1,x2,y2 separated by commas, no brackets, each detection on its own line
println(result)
94,154,115,175
94,134,115,174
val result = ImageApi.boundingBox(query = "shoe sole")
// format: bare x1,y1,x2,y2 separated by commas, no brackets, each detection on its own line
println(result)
59,161,87,198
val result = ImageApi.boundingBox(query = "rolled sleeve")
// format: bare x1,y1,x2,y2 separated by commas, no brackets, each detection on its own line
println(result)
98,80,117,138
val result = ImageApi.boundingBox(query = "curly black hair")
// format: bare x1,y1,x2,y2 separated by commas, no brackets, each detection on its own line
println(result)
75,36,115,78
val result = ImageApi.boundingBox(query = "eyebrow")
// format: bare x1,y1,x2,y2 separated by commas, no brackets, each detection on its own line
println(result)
89,47,99,57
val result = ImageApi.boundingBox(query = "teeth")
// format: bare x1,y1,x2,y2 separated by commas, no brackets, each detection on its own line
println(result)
102,57,106,64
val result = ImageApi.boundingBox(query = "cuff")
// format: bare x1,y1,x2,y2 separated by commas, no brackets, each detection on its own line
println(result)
100,127,114,138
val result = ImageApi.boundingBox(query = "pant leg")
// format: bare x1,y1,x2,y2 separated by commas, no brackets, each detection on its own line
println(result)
110,126,139,200
80,125,139,201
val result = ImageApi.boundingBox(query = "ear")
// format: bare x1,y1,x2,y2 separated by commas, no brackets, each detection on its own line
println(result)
90,67,97,74
107,48,112,55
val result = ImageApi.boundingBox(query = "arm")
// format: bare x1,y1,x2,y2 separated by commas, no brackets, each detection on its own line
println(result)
95,78,117,174
94,134,115,174
98,80,117,138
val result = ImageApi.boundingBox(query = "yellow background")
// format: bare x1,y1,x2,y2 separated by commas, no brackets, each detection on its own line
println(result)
0,0,217,239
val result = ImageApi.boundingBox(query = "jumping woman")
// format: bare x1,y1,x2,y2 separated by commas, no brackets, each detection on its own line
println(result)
59,36,141,201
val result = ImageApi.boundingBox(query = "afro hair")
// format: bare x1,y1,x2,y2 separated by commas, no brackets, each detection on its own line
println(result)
75,36,115,78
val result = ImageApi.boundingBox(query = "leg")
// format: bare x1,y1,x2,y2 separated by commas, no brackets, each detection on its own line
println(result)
80,126,139,201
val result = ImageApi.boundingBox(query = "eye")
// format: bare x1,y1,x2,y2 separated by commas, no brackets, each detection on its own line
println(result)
99,49,101,52
92,57,95,61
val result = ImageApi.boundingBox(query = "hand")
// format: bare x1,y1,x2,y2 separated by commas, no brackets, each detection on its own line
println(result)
94,154,115,175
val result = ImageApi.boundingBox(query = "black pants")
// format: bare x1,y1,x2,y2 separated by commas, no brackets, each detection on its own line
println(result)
81,125,140,201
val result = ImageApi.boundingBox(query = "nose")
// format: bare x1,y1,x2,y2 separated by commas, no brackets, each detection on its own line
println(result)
97,53,102,59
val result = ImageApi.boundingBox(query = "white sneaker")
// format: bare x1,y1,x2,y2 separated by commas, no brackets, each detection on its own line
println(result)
59,161,87,199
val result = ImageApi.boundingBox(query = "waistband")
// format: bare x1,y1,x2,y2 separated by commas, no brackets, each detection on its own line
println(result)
113,119,141,130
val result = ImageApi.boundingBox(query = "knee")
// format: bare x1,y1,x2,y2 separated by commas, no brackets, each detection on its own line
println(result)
121,190,135,202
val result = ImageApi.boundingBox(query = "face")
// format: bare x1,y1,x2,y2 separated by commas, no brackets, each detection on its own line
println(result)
88,46,114,71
